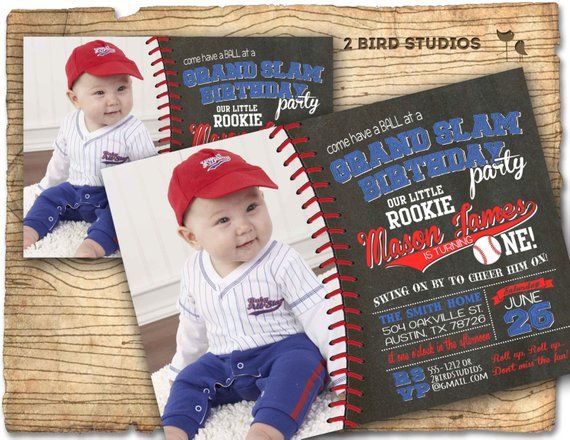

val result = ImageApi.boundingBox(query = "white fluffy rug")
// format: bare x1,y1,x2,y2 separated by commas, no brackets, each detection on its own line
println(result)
23,184,120,258
151,365,343,439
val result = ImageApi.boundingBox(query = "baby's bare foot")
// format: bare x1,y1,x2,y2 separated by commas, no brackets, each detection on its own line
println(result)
23,226,39,250
246,423,284,440
164,425,189,440
74,239,105,258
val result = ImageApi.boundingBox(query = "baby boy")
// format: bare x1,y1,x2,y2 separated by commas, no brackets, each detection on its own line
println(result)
164,148,344,440
23,40,157,258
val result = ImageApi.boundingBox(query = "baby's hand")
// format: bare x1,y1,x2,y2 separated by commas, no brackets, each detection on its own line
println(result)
168,379,173,387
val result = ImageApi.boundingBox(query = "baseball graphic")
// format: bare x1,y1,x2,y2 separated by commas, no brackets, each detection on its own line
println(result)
473,235,502,265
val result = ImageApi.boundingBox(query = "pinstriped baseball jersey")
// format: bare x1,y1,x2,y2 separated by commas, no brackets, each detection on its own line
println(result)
178,239,326,355
170,239,348,387
38,109,157,191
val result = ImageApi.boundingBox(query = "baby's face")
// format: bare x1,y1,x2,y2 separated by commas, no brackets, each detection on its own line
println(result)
67,73,133,131
181,187,273,274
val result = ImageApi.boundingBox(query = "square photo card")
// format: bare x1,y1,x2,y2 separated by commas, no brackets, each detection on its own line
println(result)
23,36,162,258
23,36,332,258
102,127,347,439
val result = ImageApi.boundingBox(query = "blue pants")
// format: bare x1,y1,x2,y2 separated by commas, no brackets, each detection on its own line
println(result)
24,182,118,255
163,333,327,439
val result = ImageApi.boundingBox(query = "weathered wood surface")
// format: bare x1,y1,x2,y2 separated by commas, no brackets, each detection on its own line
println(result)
4,3,560,433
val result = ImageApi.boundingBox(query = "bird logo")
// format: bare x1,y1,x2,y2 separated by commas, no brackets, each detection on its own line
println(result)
514,40,527,62
496,30,527,62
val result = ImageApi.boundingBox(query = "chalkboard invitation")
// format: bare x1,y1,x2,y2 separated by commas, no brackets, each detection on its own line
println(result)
282,68,570,426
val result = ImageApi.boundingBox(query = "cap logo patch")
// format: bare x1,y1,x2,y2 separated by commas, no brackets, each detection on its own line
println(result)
93,45,116,57
201,154,231,172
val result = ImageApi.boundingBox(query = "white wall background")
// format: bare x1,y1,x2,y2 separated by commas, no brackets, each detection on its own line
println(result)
23,36,162,152
103,127,333,325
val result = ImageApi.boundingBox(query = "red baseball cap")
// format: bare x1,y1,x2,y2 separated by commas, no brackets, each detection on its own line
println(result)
65,40,143,89
168,148,278,226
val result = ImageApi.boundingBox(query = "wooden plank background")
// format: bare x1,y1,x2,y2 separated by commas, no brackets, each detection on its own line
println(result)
4,3,561,433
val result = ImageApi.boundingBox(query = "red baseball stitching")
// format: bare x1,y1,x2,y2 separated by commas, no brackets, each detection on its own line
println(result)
488,236,501,255
271,122,364,428
146,36,183,152
473,244,487,265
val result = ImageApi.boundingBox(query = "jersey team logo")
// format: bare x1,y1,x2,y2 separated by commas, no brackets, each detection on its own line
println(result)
201,154,231,171
101,151,129,164
94,45,116,57
247,297,285,316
